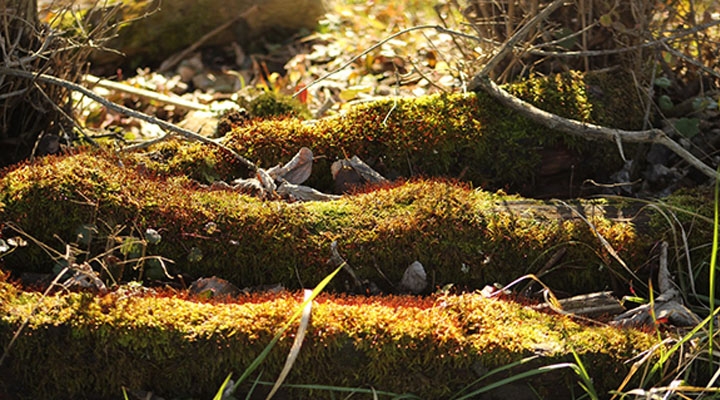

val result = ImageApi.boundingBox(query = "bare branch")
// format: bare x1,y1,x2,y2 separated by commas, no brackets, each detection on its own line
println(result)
465,0,718,181
0,66,258,171
473,75,718,179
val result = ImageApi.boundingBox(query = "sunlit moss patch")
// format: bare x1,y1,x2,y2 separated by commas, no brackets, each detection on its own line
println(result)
0,152,649,294
0,278,659,399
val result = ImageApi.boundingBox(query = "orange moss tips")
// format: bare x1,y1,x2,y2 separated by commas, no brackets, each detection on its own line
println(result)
443,292,658,386
0,284,662,398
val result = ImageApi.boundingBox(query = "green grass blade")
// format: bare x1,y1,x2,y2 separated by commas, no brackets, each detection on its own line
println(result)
451,355,539,399
709,166,720,363
571,349,599,400
228,263,344,395
251,380,422,398
245,371,264,400
213,372,234,400
453,362,577,400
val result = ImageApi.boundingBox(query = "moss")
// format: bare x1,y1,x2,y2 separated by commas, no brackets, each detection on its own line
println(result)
245,91,312,120
0,279,660,399
221,73,633,195
116,71,639,195
0,152,651,295
507,70,644,130
129,139,246,184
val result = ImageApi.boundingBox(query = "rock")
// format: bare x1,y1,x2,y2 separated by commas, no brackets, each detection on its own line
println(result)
398,261,427,294
189,276,240,298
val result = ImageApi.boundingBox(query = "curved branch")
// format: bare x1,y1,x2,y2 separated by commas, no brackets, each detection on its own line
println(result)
465,0,718,181
0,66,258,172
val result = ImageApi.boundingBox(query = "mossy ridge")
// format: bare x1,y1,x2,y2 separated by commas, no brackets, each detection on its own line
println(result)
0,152,646,294
216,71,636,194
0,279,658,399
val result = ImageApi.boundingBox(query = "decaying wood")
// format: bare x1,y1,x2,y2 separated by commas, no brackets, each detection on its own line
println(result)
612,241,701,328
534,291,625,317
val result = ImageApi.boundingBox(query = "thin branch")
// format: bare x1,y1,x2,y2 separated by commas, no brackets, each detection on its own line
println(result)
82,74,208,110
463,0,718,180
471,0,566,86
473,74,718,179
0,66,258,171
525,17,720,59
292,24,481,99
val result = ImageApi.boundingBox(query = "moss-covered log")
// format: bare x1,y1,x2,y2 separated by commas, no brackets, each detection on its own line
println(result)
142,71,642,198
0,150,651,294
0,275,658,399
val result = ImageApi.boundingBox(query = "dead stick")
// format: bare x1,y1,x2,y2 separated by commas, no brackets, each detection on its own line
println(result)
82,74,208,111
475,76,717,179
0,66,258,171
465,0,718,180
470,0,566,83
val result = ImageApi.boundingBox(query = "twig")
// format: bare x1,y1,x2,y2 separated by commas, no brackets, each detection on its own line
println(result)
474,76,717,179
464,0,718,180
292,24,481,99
82,74,208,111
660,40,720,80
526,19,720,59
0,66,258,171
470,0,566,85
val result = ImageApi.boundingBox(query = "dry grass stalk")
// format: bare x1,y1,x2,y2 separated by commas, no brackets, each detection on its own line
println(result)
0,0,119,166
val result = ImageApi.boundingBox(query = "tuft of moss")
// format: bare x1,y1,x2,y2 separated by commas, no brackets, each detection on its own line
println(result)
128,138,247,184
245,91,312,120
0,278,660,399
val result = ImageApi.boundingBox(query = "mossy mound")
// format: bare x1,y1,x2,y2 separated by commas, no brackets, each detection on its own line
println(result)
208,71,641,197
0,151,647,294
0,277,659,399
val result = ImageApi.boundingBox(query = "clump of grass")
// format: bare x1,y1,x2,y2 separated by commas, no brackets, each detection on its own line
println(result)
605,170,720,398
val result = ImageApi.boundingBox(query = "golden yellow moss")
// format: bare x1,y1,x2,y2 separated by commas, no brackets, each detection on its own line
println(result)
0,279,659,399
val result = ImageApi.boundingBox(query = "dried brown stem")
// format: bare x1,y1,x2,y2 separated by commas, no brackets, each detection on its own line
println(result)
0,66,258,171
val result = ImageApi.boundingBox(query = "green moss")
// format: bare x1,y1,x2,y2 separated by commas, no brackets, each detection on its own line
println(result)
120,71,639,195
245,91,312,119
0,279,660,399
222,74,632,195
0,153,651,295
130,139,246,184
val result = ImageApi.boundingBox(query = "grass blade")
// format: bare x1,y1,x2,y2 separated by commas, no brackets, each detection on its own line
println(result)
228,263,344,395
265,289,313,399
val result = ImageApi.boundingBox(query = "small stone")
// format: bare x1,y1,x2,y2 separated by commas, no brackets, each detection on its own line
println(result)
398,261,427,294
189,276,240,298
